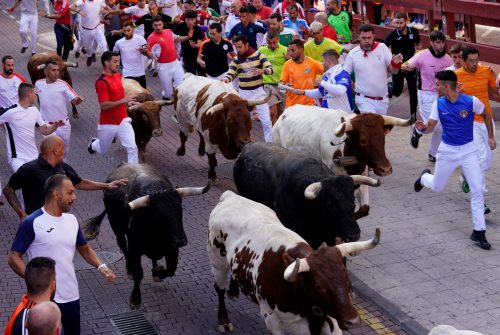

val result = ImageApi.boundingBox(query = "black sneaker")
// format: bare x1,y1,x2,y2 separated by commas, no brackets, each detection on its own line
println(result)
484,204,491,215
88,138,97,155
411,125,422,149
414,169,431,192
20,47,27,53
86,57,92,67
82,47,87,55
75,51,80,59
91,54,97,62
470,230,491,250
388,82,393,98
428,154,436,163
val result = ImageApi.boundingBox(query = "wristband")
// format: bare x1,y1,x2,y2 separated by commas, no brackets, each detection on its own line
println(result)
391,60,402,68
97,263,107,271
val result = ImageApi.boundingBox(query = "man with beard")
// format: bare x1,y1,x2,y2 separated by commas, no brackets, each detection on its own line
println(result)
222,35,274,142
0,56,27,109
384,12,421,119
228,6,267,50
87,51,139,163
198,23,234,80
343,24,403,115
4,257,58,335
134,1,174,40
402,30,452,162
113,22,152,88
8,174,116,335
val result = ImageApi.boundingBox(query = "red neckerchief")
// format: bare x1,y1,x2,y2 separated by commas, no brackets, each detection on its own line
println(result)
363,41,379,57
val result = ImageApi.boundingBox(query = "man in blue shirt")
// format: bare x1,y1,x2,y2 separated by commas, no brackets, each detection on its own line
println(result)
283,4,309,38
413,70,496,250
229,6,267,49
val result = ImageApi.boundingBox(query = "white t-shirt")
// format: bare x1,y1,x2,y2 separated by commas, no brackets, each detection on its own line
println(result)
0,104,46,162
123,4,149,37
20,0,38,15
0,73,26,109
75,0,105,29
224,14,240,37
113,35,148,77
157,0,178,18
343,42,392,98
35,79,78,121
11,208,87,303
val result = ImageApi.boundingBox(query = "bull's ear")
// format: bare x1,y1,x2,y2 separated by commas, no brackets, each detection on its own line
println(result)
282,252,295,267
383,125,394,135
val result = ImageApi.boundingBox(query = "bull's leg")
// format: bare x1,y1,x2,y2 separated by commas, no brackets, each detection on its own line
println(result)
215,283,234,332
197,131,206,156
71,103,79,119
164,248,179,278
151,259,165,283
115,234,133,279
354,185,370,220
207,153,218,181
129,253,144,309
176,131,188,156
227,277,239,300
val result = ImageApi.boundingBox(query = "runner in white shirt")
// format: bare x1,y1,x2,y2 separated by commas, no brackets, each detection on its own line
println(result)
72,0,109,67
0,56,27,109
157,0,180,18
35,60,83,155
113,22,151,88
343,24,403,115
7,0,39,55
0,83,64,171
122,0,149,37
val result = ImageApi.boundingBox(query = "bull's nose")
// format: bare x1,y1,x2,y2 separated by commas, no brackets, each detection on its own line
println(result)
374,165,392,176
175,238,188,247
344,316,360,328
152,129,163,137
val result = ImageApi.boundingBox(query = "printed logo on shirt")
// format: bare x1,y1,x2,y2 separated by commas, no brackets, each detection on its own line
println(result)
460,110,468,118
305,67,310,74
341,16,346,21
47,228,55,233
223,44,228,50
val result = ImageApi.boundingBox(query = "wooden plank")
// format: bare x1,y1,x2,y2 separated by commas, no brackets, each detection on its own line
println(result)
442,0,500,20
362,0,435,10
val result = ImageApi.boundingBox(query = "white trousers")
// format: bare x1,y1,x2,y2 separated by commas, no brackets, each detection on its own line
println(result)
20,13,38,54
355,95,389,115
157,60,184,98
92,117,138,163
416,90,442,156
421,142,485,231
80,25,108,55
40,0,51,13
473,121,496,192
239,87,273,142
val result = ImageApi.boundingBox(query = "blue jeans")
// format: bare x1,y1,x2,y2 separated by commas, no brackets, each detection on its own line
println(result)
54,23,73,60
57,299,80,335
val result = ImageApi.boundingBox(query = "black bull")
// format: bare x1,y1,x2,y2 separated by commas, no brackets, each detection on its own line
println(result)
233,142,380,249
83,163,210,309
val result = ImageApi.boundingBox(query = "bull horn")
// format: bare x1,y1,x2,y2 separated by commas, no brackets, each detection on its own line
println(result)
283,258,310,282
336,228,380,257
247,90,272,106
36,64,46,70
155,99,174,106
381,115,414,127
128,195,150,210
350,175,381,187
128,102,143,111
334,120,353,137
304,182,322,199
64,61,78,68
176,182,211,197
206,103,225,115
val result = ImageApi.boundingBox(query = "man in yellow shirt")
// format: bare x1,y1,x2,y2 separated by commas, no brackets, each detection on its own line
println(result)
304,21,344,63
455,47,500,213
280,39,323,108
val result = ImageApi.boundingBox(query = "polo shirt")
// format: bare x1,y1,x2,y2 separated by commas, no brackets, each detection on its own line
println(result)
304,37,344,62
228,22,267,50
8,155,82,215
173,23,204,61
95,72,128,125
280,57,324,107
283,18,309,38
258,44,288,84
327,10,352,43
199,38,234,77
4,294,35,335
407,49,452,91
263,27,295,47
256,6,272,20
11,208,87,303
135,13,173,39
0,73,27,109
384,26,420,62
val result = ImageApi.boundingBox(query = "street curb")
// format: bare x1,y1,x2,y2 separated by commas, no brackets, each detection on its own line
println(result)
349,271,430,335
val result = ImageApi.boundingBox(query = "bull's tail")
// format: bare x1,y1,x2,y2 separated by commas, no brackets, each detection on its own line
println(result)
82,210,107,241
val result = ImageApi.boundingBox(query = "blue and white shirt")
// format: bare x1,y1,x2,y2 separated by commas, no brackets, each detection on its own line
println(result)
304,64,354,112
430,94,484,146
11,208,87,303
283,18,309,38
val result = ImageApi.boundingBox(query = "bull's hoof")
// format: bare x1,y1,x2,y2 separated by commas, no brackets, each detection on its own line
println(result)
218,323,235,333
127,271,134,281
152,266,166,281
176,147,186,156
129,296,142,310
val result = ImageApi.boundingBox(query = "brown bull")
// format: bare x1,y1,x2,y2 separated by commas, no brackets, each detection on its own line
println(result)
27,52,79,118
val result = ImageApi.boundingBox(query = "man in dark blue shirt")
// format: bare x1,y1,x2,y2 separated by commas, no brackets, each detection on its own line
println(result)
229,6,267,50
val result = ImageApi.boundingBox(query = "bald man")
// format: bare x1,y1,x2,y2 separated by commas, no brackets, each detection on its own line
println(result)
314,12,337,41
2,135,127,221
26,301,62,335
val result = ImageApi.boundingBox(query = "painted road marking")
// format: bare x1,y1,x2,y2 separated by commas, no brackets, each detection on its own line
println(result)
355,303,396,335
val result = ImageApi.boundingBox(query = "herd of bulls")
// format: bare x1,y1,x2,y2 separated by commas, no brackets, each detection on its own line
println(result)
29,58,415,334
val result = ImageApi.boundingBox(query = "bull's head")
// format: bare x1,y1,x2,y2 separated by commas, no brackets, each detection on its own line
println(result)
128,100,173,137
334,114,414,176
303,175,380,244
283,228,380,331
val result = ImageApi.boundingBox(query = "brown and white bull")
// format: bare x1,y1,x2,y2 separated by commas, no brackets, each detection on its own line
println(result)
208,191,381,335
174,73,269,180
273,106,413,219
122,78,172,162
27,52,79,118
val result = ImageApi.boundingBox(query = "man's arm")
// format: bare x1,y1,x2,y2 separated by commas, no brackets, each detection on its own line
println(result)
8,251,26,278
415,118,438,134
75,178,128,191
76,244,116,282
483,111,496,150
2,184,27,220
7,0,21,12
39,120,65,136
490,86,500,103
388,53,403,74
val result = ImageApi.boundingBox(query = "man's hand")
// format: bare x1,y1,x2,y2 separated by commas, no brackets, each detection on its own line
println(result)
314,76,323,86
111,29,122,36
415,120,426,132
38,10,47,17
137,45,150,55
123,93,137,104
189,40,199,48
221,78,230,84
51,119,66,128
392,53,403,65
401,62,415,71
197,58,206,68
251,68,264,76
489,137,496,150
187,27,194,39
99,266,116,283
107,178,128,189
72,96,84,105
7,7,15,12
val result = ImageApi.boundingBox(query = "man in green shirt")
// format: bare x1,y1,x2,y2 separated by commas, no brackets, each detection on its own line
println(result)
266,13,297,47
304,21,344,62
326,0,353,44
258,30,289,124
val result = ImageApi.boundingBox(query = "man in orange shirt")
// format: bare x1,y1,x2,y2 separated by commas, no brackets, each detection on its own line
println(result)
280,39,323,108
455,47,500,213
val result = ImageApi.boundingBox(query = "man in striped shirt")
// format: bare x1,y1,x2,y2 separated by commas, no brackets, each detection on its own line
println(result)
223,35,274,142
